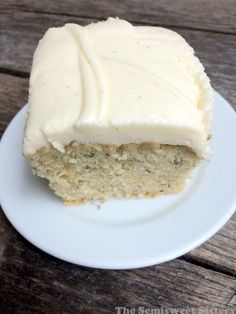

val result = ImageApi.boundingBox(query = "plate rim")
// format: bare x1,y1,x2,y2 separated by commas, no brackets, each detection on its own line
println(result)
0,90,236,269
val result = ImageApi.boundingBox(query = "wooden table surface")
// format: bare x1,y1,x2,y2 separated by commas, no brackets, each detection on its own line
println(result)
0,1,236,313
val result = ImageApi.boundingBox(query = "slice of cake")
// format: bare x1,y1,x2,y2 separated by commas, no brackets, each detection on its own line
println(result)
23,18,213,204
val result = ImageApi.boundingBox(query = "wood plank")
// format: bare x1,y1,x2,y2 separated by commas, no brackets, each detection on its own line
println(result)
0,4,235,312
0,74,28,135
187,213,236,275
0,211,235,313
1,0,236,34
0,72,236,276
0,11,236,108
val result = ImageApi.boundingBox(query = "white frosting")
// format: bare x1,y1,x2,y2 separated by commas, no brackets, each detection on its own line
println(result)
23,18,213,158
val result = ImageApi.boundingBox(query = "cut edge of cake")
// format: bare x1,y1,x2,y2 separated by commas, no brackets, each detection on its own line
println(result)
27,142,199,204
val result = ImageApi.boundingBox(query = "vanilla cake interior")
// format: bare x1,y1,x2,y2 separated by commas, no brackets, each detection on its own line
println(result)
29,143,198,203
23,18,212,204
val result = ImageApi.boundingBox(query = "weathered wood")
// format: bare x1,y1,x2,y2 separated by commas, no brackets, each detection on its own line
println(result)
0,11,236,108
0,211,235,313
0,74,28,135
1,0,236,34
0,2,236,310
187,213,236,275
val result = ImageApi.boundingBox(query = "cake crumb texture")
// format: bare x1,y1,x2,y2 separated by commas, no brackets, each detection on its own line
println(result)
27,142,199,203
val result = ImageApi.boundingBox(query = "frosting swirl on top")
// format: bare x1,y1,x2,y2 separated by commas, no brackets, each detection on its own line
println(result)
24,18,213,158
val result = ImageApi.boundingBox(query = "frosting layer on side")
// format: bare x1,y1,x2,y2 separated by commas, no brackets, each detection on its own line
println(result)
23,18,213,158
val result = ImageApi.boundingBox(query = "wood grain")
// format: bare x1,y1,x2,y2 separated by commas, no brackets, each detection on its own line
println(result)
0,74,28,135
0,72,235,275
1,0,236,34
0,11,236,108
0,3,236,311
0,210,235,313
187,213,236,275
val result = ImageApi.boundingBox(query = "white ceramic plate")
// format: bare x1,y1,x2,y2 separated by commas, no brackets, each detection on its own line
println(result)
0,91,236,269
